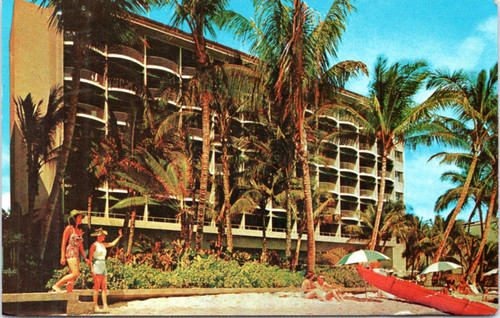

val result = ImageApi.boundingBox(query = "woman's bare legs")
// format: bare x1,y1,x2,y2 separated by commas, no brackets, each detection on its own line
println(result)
52,258,80,292
93,275,103,311
102,276,109,310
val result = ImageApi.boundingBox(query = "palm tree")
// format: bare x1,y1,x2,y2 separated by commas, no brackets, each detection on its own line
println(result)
465,135,498,283
113,146,195,247
37,0,150,259
219,0,365,272
14,87,64,246
339,56,431,250
402,214,433,276
356,201,407,253
426,63,498,262
157,0,232,251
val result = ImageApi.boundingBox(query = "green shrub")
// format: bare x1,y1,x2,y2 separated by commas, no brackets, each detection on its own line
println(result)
47,254,305,290
316,265,365,288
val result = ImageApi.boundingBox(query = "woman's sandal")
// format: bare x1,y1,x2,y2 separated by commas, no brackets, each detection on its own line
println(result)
51,286,62,293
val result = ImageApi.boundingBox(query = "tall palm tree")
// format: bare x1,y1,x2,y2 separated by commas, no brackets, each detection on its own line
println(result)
158,0,231,251
465,135,498,283
37,0,150,259
113,146,195,246
356,201,407,252
340,56,431,250
219,0,365,272
14,87,64,246
427,63,498,262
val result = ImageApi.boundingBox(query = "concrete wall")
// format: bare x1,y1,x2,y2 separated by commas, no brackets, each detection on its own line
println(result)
10,0,63,216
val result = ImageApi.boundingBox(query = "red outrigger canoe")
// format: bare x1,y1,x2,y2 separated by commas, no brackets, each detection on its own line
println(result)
357,264,497,315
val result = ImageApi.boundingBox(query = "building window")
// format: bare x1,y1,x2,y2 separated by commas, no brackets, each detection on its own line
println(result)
396,192,403,202
395,151,403,162
395,171,403,182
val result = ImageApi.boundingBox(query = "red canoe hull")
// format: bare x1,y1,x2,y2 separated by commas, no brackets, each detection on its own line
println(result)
357,265,497,315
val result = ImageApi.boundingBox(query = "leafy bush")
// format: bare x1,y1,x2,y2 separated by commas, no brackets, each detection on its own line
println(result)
315,265,365,288
47,254,304,290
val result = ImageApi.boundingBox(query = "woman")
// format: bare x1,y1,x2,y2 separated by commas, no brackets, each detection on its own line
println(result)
302,272,326,301
88,227,122,312
52,210,88,293
313,274,343,302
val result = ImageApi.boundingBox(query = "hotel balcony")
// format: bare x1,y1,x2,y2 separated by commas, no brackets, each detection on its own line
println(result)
147,56,180,74
65,67,104,88
108,44,144,65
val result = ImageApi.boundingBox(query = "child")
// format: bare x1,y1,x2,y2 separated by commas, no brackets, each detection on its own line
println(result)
87,228,122,312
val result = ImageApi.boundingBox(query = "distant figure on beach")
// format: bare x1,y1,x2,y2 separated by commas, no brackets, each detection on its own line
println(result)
88,228,122,312
302,273,341,302
457,280,474,295
313,274,344,302
52,210,88,293
440,279,457,296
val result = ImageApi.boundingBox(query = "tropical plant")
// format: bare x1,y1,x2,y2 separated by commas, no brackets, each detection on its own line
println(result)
157,0,233,251
14,87,64,246
356,201,407,252
37,0,150,259
426,63,498,262
219,0,366,272
338,56,431,251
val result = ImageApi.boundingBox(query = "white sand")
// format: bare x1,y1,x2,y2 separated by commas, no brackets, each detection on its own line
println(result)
99,292,447,316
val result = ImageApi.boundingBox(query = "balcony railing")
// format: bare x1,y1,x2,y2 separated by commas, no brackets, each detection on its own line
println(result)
359,142,374,151
359,166,374,174
77,103,104,119
109,45,144,63
340,185,356,194
187,127,202,138
378,170,392,178
182,66,196,77
319,181,337,191
341,210,359,219
339,137,357,147
147,56,179,73
65,67,104,86
149,88,179,101
360,189,374,197
108,77,137,94
114,111,129,123
340,162,356,170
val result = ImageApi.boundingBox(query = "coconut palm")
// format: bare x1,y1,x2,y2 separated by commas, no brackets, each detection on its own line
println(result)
427,63,498,262
465,135,498,283
356,201,407,253
37,0,150,259
113,146,195,247
157,0,233,251
218,0,366,272
402,214,433,277
14,87,64,245
339,57,431,251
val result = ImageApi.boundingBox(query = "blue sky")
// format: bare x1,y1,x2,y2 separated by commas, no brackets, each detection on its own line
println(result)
2,0,498,222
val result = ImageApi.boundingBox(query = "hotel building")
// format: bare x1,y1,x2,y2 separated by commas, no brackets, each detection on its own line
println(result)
10,0,406,269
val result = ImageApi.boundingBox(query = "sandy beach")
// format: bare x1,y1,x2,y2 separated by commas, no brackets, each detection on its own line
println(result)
98,291,447,316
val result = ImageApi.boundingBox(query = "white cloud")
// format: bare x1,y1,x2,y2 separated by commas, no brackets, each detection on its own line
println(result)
2,192,11,211
477,16,498,41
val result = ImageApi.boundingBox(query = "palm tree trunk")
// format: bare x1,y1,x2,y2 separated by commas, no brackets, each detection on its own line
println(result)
285,185,292,260
298,128,315,272
221,139,233,252
465,175,497,283
433,153,479,262
292,223,304,272
39,36,83,260
370,152,387,250
195,93,211,250
126,209,136,255
261,200,268,262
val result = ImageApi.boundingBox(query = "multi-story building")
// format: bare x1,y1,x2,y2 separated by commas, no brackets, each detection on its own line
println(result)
10,0,406,270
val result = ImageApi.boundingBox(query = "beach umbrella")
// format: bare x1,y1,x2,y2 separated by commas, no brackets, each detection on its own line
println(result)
336,250,390,299
483,268,498,277
336,250,390,266
420,261,462,275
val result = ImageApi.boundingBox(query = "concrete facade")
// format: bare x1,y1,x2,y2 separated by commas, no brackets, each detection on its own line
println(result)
10,0,407,271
